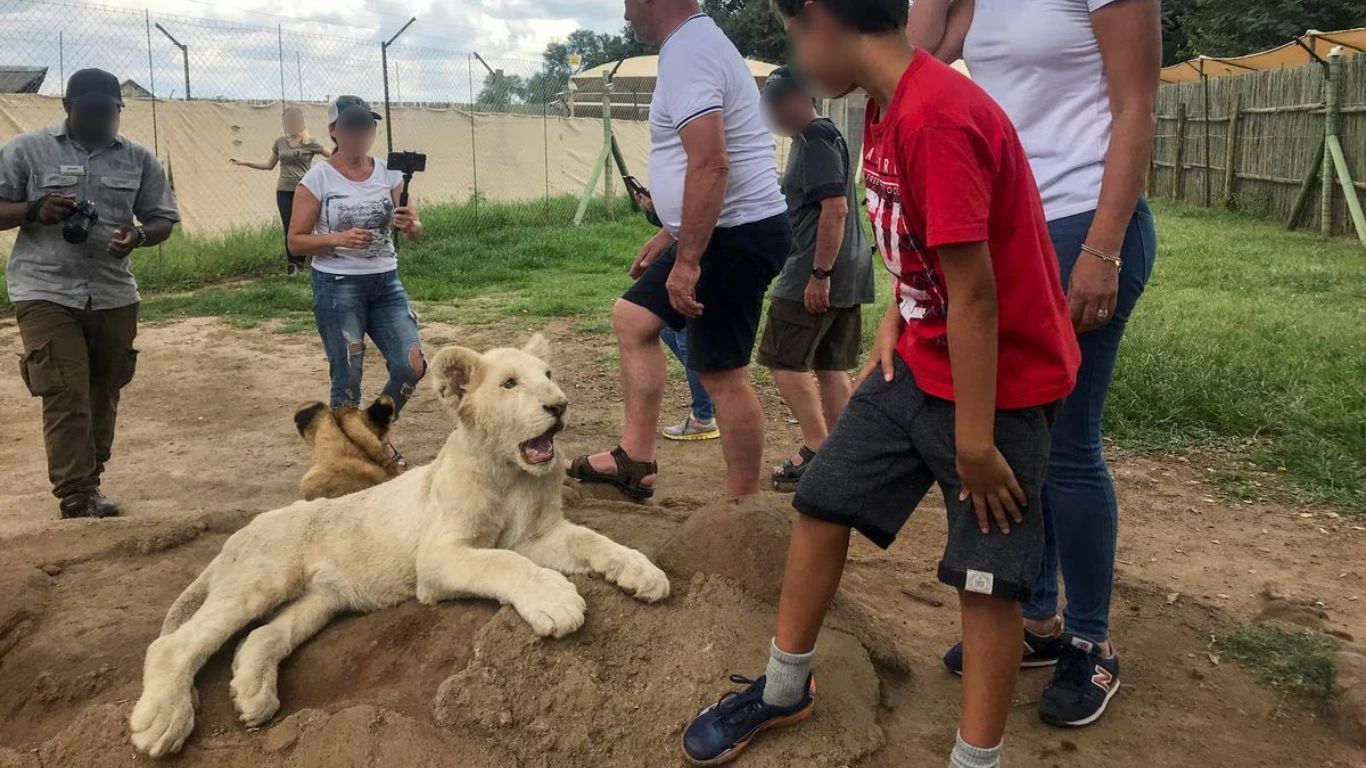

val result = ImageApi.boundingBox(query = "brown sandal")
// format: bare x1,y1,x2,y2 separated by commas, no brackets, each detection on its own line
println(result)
567,446,657,500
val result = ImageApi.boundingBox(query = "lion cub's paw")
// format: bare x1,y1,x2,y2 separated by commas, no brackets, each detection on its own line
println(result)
614,550,671,603
513,568,587,639
130,684,196,757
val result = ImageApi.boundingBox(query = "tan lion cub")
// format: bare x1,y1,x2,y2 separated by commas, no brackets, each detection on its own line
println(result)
294,396,404,500
130,335,671,758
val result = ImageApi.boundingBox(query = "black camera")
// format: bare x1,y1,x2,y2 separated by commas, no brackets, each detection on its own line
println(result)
62,200,99,245
387,151,426,208
387,151,426,176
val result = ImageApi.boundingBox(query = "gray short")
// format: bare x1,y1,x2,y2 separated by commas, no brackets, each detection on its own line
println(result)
792,355,1058,601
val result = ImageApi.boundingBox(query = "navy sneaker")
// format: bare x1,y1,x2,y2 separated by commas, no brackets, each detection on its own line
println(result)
942,626,1064,676
682,674,814,765
1038,634,1120,728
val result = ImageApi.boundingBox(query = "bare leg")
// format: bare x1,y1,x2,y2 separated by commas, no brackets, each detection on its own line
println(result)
416,544,587,638
814,369,853,433
582,300,666,485
131,591,287,757
697,367,766,498
517,520,670,602
771,369,829,471
772,515,852,654
230,589,342,726
958,591,1023,748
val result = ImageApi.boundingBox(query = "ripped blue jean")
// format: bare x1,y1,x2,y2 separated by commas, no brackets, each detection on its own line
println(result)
311,268,426,415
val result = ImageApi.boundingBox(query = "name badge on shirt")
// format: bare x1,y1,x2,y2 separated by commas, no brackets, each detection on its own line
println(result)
58,165,86,176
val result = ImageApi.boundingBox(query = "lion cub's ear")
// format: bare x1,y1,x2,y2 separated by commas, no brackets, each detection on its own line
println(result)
294,402,328,439
365,395,397,436
430,346,484,408
522,333,552,362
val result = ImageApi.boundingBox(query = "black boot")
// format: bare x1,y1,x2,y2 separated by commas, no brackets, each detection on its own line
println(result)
59,492,121,519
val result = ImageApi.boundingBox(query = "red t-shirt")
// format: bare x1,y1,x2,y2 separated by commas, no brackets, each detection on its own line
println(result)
863,50,1079,410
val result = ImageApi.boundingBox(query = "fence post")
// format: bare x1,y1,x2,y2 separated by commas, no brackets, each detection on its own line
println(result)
1222,92,1242,209
144,11,158,157
1202,70,1211,207
1287,138,1325,230
1174,102,1187,202
1320,50,1340,238
468,54,479,228
601,70,614,202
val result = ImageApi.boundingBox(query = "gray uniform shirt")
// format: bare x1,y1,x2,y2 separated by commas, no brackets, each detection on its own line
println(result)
1,122,180,310
770,117,874,308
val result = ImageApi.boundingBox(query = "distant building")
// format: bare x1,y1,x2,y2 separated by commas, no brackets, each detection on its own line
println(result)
0,66,47,94
121,79,153,100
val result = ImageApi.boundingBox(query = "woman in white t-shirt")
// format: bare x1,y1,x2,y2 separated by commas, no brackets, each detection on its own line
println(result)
287,95,425,464
910,0,1160,729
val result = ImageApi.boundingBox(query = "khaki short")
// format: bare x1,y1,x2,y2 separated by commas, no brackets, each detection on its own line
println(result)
757,298,863,373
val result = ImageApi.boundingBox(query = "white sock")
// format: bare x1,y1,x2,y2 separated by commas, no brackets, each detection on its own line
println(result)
949,731,1002,768
761,639,813,707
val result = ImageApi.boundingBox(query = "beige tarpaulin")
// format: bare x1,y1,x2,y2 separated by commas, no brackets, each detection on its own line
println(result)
0,95,657,236
1161,27,1366,83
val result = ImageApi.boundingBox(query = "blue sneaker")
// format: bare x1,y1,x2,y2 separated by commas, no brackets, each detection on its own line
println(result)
682,674,815,765
1038,634,1120,728
942,627,1064,676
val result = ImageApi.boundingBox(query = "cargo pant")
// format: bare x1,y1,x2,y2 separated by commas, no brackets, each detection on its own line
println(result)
15,300,139,501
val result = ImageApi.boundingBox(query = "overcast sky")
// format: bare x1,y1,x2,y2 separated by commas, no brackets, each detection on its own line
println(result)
4,0,631,100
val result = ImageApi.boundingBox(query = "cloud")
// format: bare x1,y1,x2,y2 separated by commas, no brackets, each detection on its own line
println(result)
5,0,627,101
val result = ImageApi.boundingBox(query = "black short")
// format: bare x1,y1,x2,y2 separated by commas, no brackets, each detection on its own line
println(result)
792,356,1059,602
621,215,789,373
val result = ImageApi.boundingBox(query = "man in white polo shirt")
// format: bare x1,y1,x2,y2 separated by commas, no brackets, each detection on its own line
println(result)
567,0,790,501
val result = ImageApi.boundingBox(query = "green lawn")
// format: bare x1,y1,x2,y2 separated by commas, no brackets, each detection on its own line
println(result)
3,197,1363,512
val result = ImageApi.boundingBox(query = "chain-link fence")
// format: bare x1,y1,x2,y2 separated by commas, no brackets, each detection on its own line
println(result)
0,0,650,243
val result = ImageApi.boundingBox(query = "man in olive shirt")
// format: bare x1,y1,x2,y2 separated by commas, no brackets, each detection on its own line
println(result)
757,67,874,490
0,69,180,519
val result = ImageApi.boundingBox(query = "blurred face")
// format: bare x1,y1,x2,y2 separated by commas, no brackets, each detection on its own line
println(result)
282,109,305,135
624,0,661,45
765,90,813,138
64,99,121,149
331,121,376,157
778,2,861,100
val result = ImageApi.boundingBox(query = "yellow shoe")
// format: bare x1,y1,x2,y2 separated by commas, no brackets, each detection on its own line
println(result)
662,413,720,441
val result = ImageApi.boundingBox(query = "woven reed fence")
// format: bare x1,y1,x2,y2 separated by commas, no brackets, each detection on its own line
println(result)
1150,52,1366,238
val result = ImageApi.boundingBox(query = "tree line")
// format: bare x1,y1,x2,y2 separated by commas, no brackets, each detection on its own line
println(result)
477,0,1366,109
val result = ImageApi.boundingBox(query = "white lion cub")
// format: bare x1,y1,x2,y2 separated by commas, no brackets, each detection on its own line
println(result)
129,335,670,758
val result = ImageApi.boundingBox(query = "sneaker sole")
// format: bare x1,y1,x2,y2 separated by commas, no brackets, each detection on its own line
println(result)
944,657,1059,677
662,430,721,442
681,705,814,766
1040,679,1120,728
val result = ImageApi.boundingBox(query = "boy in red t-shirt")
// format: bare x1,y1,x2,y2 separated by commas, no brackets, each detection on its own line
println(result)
681,1,1080,766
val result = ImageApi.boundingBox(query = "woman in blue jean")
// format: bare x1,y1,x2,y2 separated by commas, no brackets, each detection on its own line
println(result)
912,0,1161,729
288,95,426,463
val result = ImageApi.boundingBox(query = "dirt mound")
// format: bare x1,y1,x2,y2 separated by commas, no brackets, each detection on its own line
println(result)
433,575,884,767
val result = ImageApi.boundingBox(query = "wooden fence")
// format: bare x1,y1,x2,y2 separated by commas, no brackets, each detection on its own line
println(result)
1150,51,1366,239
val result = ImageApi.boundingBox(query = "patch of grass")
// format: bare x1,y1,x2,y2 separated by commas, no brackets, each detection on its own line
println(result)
1217,626,1338,704
1107,200,1366,512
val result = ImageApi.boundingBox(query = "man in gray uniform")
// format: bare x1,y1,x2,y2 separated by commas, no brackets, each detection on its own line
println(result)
1,68,180,519
757,67,874,490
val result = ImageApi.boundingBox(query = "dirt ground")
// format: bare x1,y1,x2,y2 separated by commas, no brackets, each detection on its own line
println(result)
1,317,1363,768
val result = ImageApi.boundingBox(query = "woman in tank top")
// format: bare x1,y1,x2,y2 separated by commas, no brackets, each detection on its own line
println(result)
230,106,330,276
910,0,1160,730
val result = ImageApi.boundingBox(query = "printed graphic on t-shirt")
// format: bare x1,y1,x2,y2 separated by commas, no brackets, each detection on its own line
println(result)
863,145,947,330
321,193,393,260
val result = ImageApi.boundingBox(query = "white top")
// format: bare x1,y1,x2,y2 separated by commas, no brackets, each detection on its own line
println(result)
648,14,787,235
963,0,1120,221
299,158,404,275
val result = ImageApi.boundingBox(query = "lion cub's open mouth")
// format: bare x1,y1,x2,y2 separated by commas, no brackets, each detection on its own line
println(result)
520,423,563,465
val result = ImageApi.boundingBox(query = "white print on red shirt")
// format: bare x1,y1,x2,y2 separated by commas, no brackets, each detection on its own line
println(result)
863,144,947,328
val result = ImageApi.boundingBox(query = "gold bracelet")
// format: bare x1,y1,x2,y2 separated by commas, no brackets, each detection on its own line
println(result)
1081,244,1123,268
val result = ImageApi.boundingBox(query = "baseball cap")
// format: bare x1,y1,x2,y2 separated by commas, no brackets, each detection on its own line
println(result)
762,66,804,103
328,95,382,128
65,68,124,109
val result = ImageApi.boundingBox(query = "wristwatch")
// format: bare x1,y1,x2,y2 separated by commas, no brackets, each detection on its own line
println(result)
133,227,148,248
811,266,834,279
